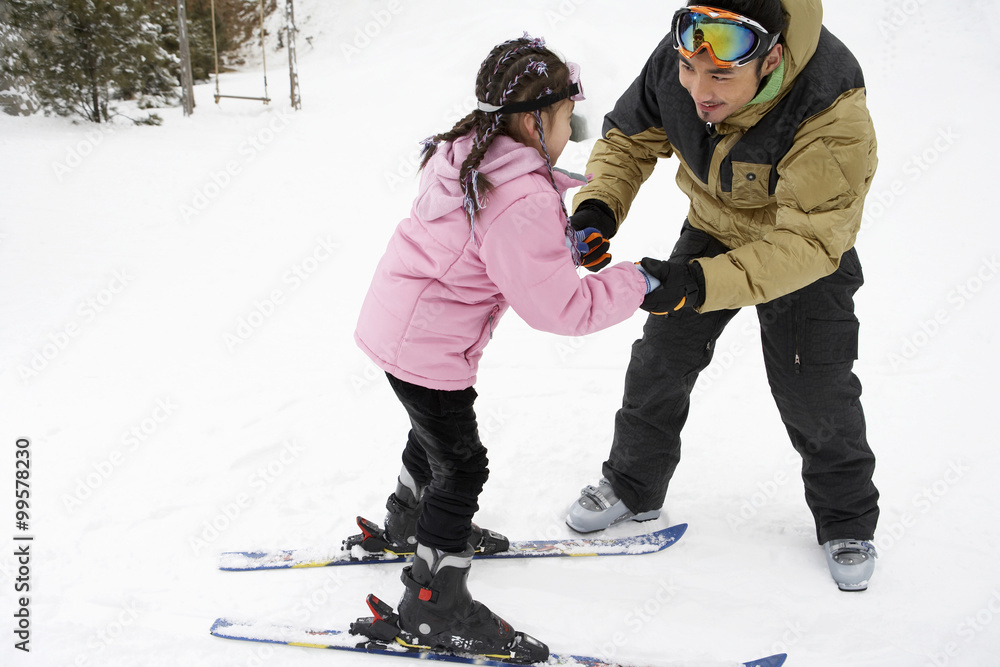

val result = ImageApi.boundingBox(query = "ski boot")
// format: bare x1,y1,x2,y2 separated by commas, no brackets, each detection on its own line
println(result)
565,477,661,533
824,539,878,591
393,543,549,663
344,468,509,556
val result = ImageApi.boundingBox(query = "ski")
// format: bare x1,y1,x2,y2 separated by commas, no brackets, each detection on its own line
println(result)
210,616,786,666
219,520,687,571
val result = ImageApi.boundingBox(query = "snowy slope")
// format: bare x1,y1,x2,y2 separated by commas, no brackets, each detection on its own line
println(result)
1,1,999,666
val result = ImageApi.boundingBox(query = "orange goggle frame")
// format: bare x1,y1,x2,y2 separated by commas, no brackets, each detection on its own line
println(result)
671,6,780,68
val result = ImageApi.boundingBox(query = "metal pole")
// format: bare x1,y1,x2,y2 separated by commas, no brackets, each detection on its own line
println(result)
210,0,220,103
286,0,301,110
259,0,269,104
176,0,195,115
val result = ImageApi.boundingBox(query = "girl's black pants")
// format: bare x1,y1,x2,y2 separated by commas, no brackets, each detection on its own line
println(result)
386,373,489,552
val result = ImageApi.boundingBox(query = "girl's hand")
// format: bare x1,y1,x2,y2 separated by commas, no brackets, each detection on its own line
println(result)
569,200,616,272
574,228,612,271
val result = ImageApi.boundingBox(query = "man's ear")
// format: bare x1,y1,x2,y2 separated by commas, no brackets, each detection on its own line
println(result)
762,43,783,77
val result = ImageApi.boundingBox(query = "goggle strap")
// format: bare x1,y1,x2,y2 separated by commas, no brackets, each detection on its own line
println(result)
687,5,769,34
476,82,580,115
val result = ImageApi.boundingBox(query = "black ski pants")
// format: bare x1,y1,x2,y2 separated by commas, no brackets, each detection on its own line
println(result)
603,222,880,544
387,373,489,553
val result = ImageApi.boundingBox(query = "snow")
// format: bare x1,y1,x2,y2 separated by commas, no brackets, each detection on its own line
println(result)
1,1,998,666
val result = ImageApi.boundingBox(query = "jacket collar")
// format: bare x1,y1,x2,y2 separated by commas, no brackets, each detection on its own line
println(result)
414,134,584,221
711,0,823,135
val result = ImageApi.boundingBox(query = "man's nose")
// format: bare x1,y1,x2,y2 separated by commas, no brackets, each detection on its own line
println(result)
690,73,714,102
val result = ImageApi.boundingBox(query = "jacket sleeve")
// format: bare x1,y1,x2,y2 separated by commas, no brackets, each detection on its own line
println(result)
479,192,647,336
693,88,878,312
572,40,675,232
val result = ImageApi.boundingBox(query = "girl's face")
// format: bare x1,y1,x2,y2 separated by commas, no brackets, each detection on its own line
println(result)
518,99,575,165
543,100,575,165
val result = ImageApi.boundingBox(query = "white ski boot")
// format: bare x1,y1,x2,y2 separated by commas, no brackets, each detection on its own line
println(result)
824,539,878,591
565,477,660,533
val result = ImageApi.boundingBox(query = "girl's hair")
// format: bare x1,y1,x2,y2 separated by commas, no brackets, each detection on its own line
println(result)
419,35,573,240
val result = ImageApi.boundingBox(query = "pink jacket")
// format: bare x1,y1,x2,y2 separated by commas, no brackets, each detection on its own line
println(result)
355,133,646,390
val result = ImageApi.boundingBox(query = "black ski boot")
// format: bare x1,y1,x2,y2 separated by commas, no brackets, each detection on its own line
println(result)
344,469,510,556
383,471,423,549
343,471,424,554
396,543,548,663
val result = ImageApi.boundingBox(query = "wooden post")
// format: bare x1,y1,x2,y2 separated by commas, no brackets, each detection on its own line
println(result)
286,0,301,110
176,0,195,115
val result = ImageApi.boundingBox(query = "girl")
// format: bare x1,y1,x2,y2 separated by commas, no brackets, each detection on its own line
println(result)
351,35,659,662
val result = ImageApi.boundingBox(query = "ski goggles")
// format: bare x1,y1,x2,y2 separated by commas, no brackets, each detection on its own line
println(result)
477,61,585,114
671,6,780,68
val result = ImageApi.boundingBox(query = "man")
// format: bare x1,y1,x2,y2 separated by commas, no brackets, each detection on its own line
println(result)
565,0,880,591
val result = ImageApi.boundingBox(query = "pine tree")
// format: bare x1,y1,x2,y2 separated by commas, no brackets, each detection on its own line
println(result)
0,8,39,116
116,5,180,107
1,0,178,122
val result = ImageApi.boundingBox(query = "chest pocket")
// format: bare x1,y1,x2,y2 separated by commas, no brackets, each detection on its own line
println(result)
730,161,772,208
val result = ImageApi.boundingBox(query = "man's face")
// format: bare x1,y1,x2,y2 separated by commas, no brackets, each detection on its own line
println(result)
677,46,781,124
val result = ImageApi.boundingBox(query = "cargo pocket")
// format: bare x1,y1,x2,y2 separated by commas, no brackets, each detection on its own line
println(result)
796,318,860,372
731,162,772,208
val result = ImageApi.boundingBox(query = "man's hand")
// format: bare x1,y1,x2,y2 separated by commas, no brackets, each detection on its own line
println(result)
570,200,617,272
639,257,705,314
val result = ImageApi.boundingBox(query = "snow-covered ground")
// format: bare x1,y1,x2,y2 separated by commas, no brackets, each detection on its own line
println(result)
2,1,999,665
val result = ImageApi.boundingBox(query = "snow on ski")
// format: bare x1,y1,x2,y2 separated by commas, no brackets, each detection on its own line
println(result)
219,522,688,571
209,617,787,667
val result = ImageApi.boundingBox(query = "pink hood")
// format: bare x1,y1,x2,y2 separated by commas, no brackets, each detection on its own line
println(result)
355,133,646,390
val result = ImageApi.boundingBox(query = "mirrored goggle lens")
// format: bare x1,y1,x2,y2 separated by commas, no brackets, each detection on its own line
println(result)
677,14,757,62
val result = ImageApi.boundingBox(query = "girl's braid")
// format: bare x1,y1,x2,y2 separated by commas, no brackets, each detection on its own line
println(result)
530,109,580,266
418,113,477,170
486,34,547,90
419,39,543,170
460,112,504,227
459,48,551,233
418,36,573,247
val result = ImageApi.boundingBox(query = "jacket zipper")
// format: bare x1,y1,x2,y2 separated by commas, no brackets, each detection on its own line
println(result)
486,305,499,341
794,329,801,374
465,305,500,363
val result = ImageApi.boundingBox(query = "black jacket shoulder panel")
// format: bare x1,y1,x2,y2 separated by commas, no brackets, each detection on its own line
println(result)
601,27,866,196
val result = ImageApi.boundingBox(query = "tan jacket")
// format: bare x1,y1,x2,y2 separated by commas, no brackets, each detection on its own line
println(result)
573,0,877,312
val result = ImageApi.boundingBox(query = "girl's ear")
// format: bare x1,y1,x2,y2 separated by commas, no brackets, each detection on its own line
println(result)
519,112,538,141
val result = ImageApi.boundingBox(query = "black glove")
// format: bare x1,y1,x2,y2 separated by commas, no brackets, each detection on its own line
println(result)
569,200,616,272
639,257,706,314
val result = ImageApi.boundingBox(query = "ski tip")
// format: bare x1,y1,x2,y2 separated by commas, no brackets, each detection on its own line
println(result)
638,522,686,539
210,618,234,635
744,653,787,667
650,522,687,547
